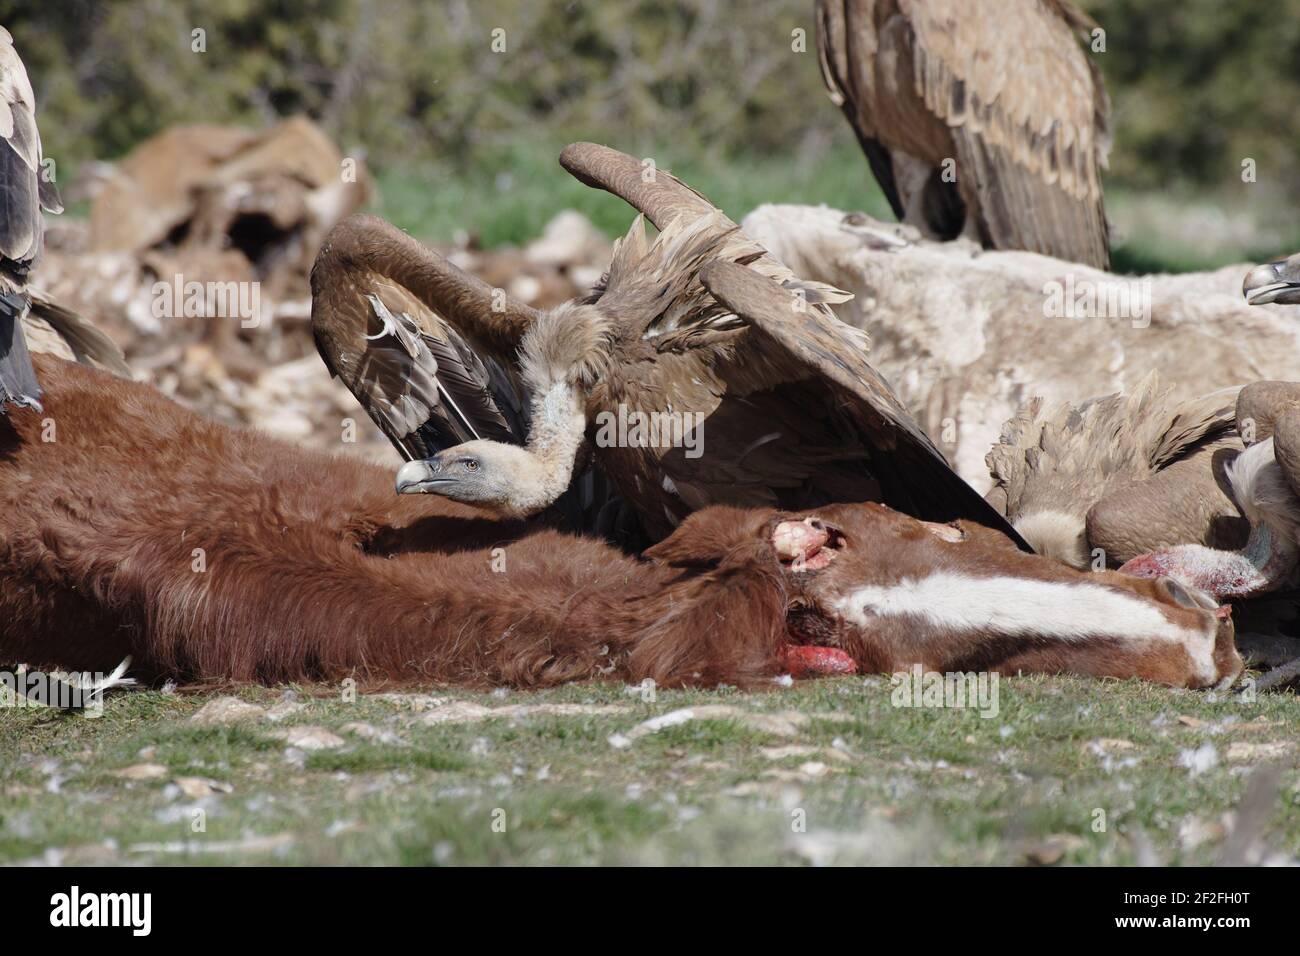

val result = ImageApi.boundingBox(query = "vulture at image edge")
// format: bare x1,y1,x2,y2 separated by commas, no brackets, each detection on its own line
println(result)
815,0,1112,269
310,143,1028,549
0,27,126,412
986,372,1247,570
1121,381,1300,602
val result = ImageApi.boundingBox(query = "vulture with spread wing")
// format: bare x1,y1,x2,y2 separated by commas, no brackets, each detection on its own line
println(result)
0,28,125,412
311,143,1026,548
986,373,1246,569
815,0,1111,268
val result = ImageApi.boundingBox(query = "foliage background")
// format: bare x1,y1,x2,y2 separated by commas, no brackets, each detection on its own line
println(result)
3,0,1298,265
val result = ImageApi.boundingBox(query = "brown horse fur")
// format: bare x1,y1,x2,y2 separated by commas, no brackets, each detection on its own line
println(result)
0,355,1241,691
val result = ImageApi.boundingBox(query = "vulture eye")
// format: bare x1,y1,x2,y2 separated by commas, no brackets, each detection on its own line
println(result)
463,459,479,471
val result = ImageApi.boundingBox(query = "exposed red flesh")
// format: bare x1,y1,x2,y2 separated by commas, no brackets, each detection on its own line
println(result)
780,644,858,678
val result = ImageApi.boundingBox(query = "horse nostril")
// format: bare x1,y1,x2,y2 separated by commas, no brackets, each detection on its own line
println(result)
806,518,826,532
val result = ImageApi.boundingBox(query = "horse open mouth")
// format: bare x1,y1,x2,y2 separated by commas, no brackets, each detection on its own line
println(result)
772,517,846,572
773,517,856,676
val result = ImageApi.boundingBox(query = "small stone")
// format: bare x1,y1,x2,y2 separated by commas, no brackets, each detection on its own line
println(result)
173,776,233,798
190,696,267,725
272,726,345,750
114,763,168,780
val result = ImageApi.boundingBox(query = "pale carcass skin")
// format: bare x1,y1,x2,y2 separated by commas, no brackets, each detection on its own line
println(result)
744,203,1300,493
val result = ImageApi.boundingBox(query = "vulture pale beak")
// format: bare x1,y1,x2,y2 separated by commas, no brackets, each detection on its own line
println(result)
1243,254,1300,305
395,458,451,494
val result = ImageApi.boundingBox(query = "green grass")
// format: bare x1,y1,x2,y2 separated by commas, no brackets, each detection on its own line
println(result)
374,141,891,250
3,677,1298,865
371,141,1297,275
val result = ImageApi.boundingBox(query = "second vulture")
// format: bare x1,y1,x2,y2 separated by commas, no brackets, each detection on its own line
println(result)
310,143,1026,547
815,0,1111,268
0,26,127,412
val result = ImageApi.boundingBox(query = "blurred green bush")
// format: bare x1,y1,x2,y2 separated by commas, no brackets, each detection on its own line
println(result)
2,0,1296,271
4,0,1295,194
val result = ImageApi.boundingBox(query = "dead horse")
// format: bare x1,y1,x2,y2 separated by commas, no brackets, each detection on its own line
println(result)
0,355,1241,690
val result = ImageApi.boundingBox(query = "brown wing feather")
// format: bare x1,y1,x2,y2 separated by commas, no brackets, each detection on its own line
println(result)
699,260,1030,548
0,28,46,272
814,0,907,220
27,291,129,375
311,269,522,462
901,0,1110,266
818,0,1110,267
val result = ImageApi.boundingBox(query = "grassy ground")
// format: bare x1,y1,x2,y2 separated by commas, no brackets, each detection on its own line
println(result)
3,676,1297,866
373,141,1300,275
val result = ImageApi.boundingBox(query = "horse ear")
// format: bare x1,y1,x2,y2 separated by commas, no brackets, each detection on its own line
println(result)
643,506,777,568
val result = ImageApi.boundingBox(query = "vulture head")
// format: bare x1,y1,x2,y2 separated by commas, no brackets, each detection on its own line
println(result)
1243,252,1300,305
1120,377,1300,600
395,440,568,518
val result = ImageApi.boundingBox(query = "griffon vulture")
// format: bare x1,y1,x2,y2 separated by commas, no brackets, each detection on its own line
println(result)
1120,382,1300,601
0,27,125,412
986,373,1247,569
815,0,1111,268
310,143,1026,547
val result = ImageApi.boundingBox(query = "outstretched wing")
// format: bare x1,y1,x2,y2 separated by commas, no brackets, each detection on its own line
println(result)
699,259,1031,549
312,268,524,462
26,290,130,375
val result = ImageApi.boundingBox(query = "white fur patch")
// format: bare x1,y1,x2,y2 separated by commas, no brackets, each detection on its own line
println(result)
1013,510,1089,568
832,572,1217,683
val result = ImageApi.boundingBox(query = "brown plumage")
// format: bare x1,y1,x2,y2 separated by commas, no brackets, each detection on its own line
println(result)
1120,383,1300,601
0,355,1240,690
0,28,125,412
311,143,1026,547
986,373,1246,568
815,0,1111,268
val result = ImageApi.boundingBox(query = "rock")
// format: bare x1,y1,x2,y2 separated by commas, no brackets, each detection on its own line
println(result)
173,776,234,798
1086,738,1137,753
1022,834,1087,866
1179,743,1219,775
114,763,168,780
608,705,811,748
1179,816,1227,849
417,700,629,727
340,722,407,746
1226,741,1292,762
271,725,345,750
265,700,306,722
190,696,268,725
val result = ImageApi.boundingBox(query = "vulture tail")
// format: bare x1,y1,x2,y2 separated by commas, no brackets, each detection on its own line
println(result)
29,292,131,376
0,290,40,413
